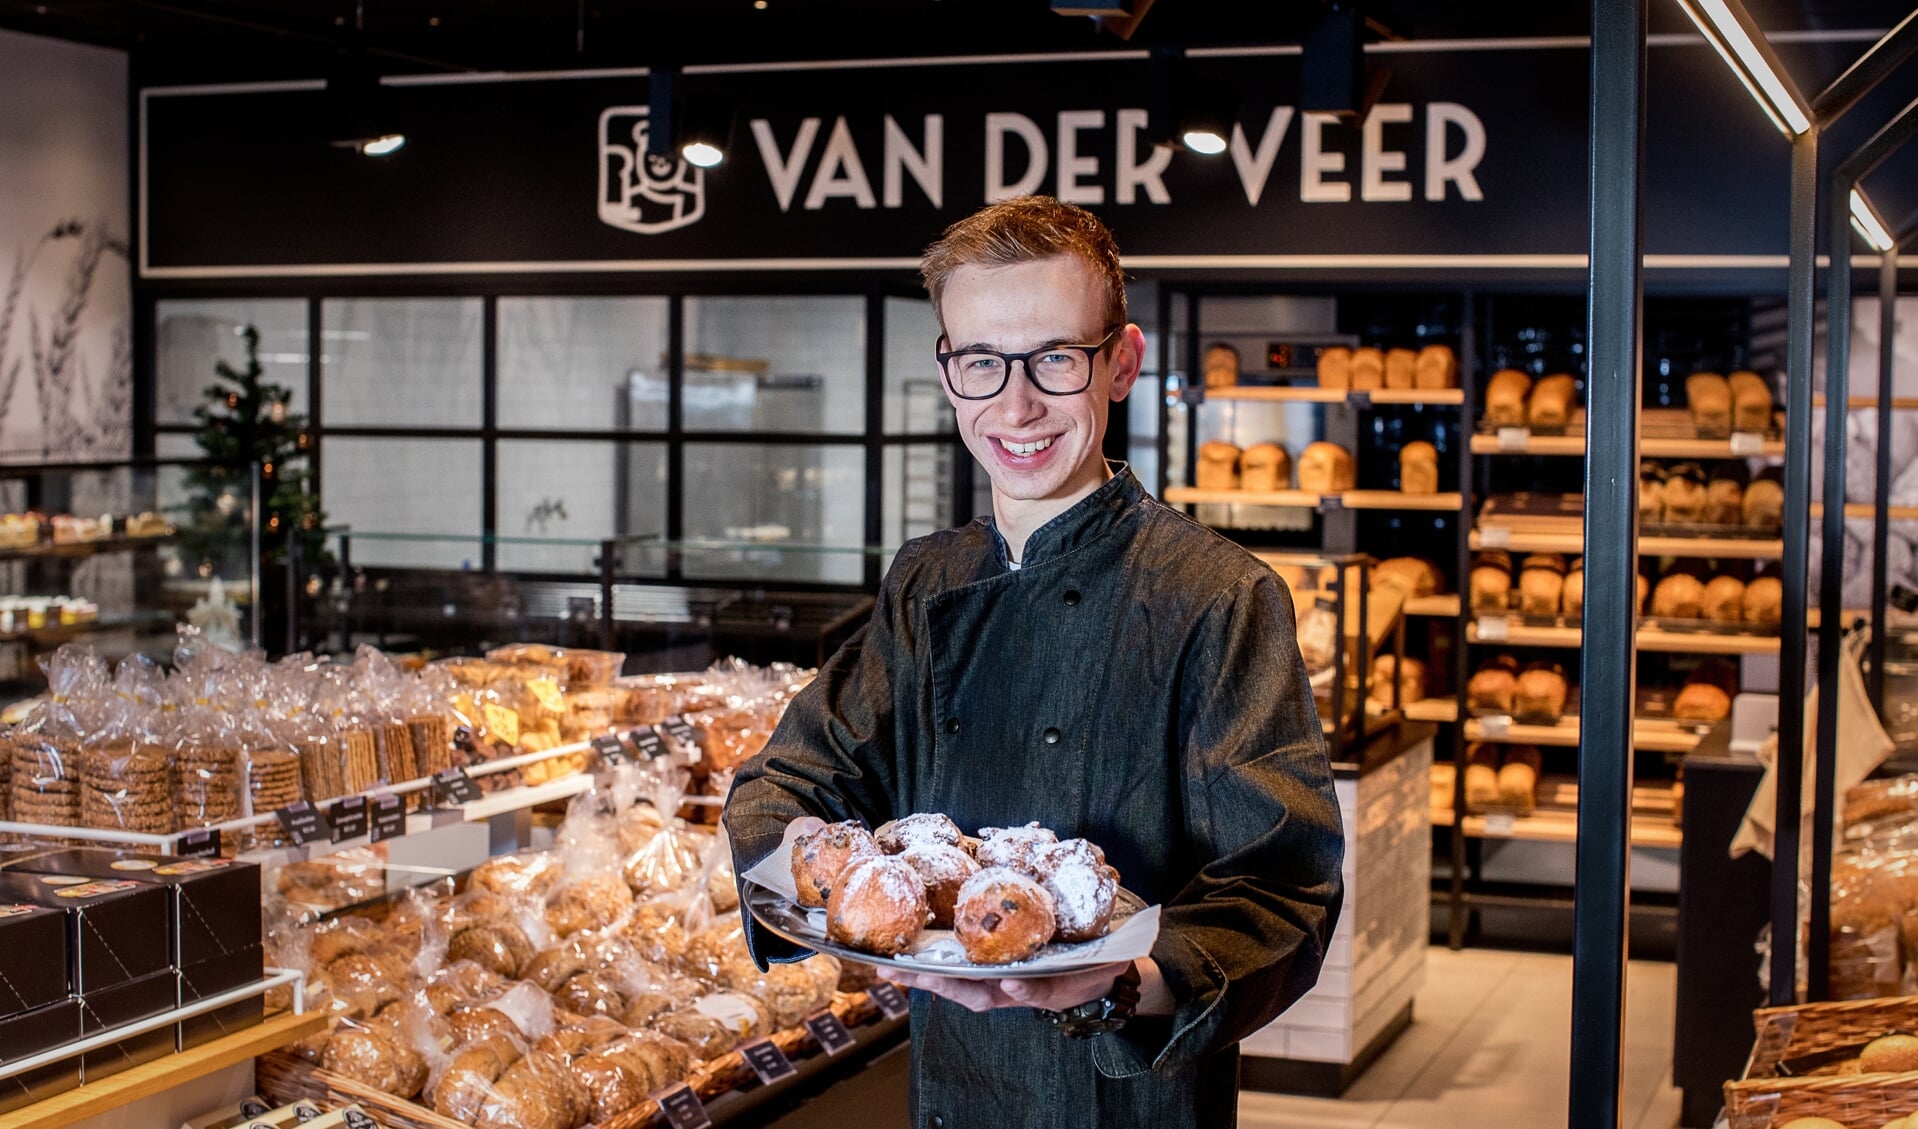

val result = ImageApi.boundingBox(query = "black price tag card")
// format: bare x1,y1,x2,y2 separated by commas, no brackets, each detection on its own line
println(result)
276,801,330,846
869,981,909,1019
804,1011,855,1056
664,717,697,745
342,1111,378,1129
741,1038,797,1084
654,1083,712,1129
630,728,667,760
177,828,220,860
591,734,627,766
329,796,368,842
432,768,482,806
369,793,405,843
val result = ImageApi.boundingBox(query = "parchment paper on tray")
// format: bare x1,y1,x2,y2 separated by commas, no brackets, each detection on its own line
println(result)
742,818,1162,979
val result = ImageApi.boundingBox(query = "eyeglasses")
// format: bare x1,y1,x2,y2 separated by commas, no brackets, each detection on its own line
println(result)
936,326,1120,400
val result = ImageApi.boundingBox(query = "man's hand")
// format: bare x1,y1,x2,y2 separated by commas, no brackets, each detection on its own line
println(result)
886,962,1131,1014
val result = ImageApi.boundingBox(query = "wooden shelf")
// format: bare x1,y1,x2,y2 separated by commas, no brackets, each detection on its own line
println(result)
1404,697,1459,723
1435,805,1684,849
1462,715,1704,753
1469,529,1784,560
1811,503,1918,521
1403,595,1460,617
1201,386,1465,406
1466,619,1582,647
1466,616,1781,655
1340,490,1464,511
0,533,176,565
1164,487,1321,508
1468,433,1785,459
0,1010,327,1129
1815,396,1918,410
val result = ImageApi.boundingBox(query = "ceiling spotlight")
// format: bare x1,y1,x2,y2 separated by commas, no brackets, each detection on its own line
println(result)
360,133,406,157
681,140,724,168
1181,129,1227,156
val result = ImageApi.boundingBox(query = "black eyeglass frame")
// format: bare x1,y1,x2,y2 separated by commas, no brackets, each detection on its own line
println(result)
934,325,1122,400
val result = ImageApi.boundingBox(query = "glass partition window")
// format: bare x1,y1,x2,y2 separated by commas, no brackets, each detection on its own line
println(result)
156,299,309,425
884,297,948,435
496,439,666,575
681,443,865,583
321,298,482,427
322,438,482,568
498,298,671,432
682,297,865,434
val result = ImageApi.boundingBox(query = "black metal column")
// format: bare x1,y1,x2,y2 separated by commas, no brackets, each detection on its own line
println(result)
1570,1,1642,1122
1774,131,1817,1006
1872,250,1899,711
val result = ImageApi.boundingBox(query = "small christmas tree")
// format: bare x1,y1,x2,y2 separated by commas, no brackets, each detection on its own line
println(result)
181,325,330,571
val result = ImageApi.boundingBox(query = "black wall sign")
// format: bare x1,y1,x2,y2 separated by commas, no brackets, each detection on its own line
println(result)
329,797,368,843
276,801,330,846
370,793,406,843
142,41,1794,276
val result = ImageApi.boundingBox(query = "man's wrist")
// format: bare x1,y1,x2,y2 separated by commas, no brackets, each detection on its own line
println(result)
1132,957,1175,1017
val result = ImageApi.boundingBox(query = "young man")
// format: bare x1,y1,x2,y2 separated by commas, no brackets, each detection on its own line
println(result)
724,196,1342,1127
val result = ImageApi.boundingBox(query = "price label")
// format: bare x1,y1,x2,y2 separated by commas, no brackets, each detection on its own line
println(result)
1476,615,1510,642
342,1112,378,1129
177,828,219,860
239,1097,271,1117
592,734,628,767
1729,431,1764,455
654,1083,713,1129
329,797,368,842
432,768,482,807
369,793,405,843
1496,426,1531,452
631,728,668,760
869,982,910,1019
804,1011,855,1056
1480,525,1513,548
1318,492,1344,511
1178,382,1206,406
1347,389,1372,408
1480,714,1513,738
740,1038,797,1084
1485,813,1517,836
293,1102,323,1122
664,717,698,746
275,801,330,846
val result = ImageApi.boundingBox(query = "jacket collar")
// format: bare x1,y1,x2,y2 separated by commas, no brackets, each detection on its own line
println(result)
989,462,1143,569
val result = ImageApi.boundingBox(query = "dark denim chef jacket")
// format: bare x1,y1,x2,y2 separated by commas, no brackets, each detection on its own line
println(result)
725,466,1345,1129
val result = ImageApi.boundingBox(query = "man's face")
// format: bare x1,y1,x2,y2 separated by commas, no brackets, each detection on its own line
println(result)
936,256,1141,513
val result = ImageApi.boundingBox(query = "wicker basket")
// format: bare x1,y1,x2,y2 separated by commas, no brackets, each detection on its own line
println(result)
258,989,884,1129
1723,995,1918,1128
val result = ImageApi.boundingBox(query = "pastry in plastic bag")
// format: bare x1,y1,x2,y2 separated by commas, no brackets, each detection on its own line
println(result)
553,971,627,1019
322,1020,427,1098
651,991,771,1058
470,853,564,898
713,952,839,1030
449,922,536,979
544,873,634,939
475,1050,590,1129
448,1005,527,1047
422,960,509,1015
433,1033,522,1123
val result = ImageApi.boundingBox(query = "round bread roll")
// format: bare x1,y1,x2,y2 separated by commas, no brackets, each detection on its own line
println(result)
1744,476,1785,529
1202,343,1240,389
1374,557,1442,597
875,812,963,854
1415,344,1458,389
899,842,980,929
1317,345,1352,389
1241,442,1292,493
1862,1033,1918,1073
1399,441,1440,495
1673,683,1732,722
1384,347,1417,390
1485,370,1533,427
976,822,1058,875
1744,575,1784,626
1728,370,1773,432
1687,372,1733,434
826,856,930,956
791,820,882,908
1702,576,1747,624
953,867,1057,964
1527,373,1578,429
1651,574,1707,620
1350,346,1385,390
1195,441,1242,491
1297,442,1356,492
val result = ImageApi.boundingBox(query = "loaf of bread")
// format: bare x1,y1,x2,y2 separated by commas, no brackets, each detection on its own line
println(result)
1297,441,1356,492
1415,344,1458,389
1728,370,1773,432
1384,348,1417,390
1374,557,1443,597
1350,347,1385,390
1662,463,1709,523
1528,373,1578,428
1640,462,1667,524
1702,575,1747,624
1368,654,1428,706
1241,443,1291,492
1563,563,1584,620
1497,746,1542,813
1651,573,1707,619
1196,441,1241,490
1485,370,1533,427
1400,440,1440,494
1514,664,1569,722
1686,372,1733,434
1466,657,1521,714
1469,551,1513,615
1743,575,1784,626
1674,682,1733,722
1706,474,1744,526
1465,744,1500,809
1519,554,1567,619
1638,573,1650,614
1203,343,1240,389
1744,475,1785,529
1317,346,1352,389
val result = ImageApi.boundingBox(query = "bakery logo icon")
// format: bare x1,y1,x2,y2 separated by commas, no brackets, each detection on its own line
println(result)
599,106,706,234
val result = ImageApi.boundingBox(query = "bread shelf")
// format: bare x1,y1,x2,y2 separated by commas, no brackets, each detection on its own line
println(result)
1812,503,1918,521
1404,697,1460,723
1466,616,1781,654
1201,386,1465,406
1164,487,1322,508
1340,491,1465,511
1432,804,1684,849
1469,529,1784,560
1462,715,1705,753
1467,433,1786,459
1403,595,1461,617
1815,396,1918,410
0,532,176,565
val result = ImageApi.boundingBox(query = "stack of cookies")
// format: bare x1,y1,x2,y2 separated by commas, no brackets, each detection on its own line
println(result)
172,743,240,828
340,726,380,794
299,737,344,802
247,748,302,814
80,742,175,834
407,715,452,776
12,736,79,828
377,722,418,787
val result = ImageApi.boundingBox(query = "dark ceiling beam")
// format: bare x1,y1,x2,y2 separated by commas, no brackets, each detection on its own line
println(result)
110,0,473,72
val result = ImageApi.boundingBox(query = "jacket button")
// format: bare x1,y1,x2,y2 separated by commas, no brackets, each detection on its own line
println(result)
1063,589,1081,606
928,1117,945,1129
945,718,960,735
1043,727,1060,744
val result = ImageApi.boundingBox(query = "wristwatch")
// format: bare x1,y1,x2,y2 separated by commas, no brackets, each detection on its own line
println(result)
1040,961,1142,1038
